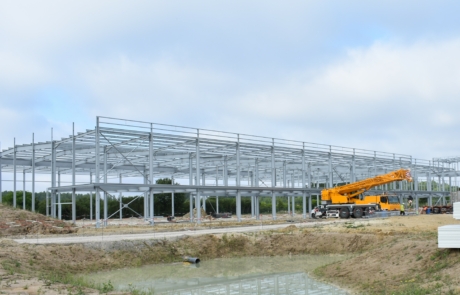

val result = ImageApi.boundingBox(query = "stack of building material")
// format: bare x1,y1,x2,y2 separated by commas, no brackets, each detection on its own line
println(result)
439,202,460,248
438,225,460,248
454,202,460,219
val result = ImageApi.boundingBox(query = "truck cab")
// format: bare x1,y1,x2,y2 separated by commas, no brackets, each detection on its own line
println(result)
354,194,400,211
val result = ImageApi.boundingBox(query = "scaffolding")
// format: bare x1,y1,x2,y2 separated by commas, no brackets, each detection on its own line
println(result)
0,116,456,227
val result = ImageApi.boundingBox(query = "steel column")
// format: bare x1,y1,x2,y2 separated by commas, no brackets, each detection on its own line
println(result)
22,170,25,210
196,130,201,223
150,191,154,222
171,176,175,217
236,191,241,222
195,190,201,223
189,193,193,222
393,154,396,190
352,149,356,182
46,190,49,216
283,161,287,188
149,131,154,224
271,139,276,220
427,172,432,191
224,155,228,186
373,151,377,176
255,158,259,187
251,195,254,218
13,137,16,208
103,146,108,226
119,174,122,220
189,153,193,185
202,196,207,214
271,139,275,187
255,195,258,219
328,148,332,188
31,133,35,212
72,123,76,223
90,171,93,221
236,136,241,222
95,118,101,228
58,172,61,220
302,148,306,219
51,140,56,218
143,169,148,219
236,136,240,185
196,131,200,188
288,194,290,215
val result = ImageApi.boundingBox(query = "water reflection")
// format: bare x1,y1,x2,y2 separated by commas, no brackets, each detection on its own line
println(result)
87,255,348,294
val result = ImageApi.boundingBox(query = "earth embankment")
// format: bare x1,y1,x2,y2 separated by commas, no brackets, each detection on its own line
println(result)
1,203,460,294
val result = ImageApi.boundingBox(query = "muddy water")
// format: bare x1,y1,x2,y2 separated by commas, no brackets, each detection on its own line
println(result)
86,255,349,294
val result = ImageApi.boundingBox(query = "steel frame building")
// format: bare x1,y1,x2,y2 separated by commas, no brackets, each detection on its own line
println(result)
0,116,457,227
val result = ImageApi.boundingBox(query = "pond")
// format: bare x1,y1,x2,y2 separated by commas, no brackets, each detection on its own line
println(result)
85,254,349,294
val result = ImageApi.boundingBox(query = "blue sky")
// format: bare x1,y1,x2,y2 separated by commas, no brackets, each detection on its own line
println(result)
1,0,460,161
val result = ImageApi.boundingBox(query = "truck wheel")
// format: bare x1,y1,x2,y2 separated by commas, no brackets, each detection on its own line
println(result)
339,208,350,219
353,207,363,218
311,213,316,219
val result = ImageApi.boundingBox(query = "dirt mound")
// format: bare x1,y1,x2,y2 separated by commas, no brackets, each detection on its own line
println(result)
0,204,78,236
182,208,207,220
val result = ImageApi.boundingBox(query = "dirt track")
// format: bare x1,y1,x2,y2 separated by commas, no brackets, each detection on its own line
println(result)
1,204,460,294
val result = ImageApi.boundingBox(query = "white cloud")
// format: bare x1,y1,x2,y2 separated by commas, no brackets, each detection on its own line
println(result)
236,39,460,120
0,51,51,91
80,55,237,123
2,1,460,166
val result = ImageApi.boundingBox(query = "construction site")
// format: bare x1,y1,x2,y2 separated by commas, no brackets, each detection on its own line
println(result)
0,116,459,224
1,116,460,294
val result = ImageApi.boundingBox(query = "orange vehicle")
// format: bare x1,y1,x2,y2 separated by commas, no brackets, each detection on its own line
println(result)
319,169,412,218
354,194,401,211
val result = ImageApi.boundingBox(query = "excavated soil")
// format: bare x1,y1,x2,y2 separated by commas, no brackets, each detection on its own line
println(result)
0,205,78,237
1,204,460,294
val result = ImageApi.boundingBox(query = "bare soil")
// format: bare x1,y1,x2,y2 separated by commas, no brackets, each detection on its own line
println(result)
0,205,78,237
1,204,460,294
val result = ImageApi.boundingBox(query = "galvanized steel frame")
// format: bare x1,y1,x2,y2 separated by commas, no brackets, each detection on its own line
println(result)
0,116,455,226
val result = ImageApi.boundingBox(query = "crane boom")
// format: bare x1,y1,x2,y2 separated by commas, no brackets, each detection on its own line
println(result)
321,169,412,204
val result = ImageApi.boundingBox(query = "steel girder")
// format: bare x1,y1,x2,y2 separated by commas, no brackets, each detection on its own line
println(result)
0,116,456,192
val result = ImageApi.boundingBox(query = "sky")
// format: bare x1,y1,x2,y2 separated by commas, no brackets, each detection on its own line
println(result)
1,0,460,162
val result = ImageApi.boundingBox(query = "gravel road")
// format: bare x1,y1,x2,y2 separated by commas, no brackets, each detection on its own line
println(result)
13,221,340,245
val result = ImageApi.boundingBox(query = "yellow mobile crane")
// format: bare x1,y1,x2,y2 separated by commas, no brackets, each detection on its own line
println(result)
315,169,412,219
